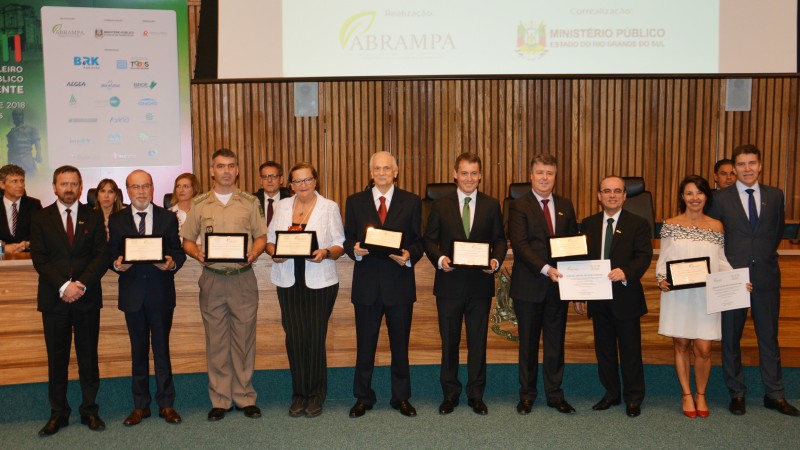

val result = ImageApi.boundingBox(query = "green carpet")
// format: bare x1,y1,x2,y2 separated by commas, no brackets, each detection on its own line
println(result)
1,364,799,449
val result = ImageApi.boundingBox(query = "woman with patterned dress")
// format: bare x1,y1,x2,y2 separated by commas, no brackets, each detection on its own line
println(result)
656,175,749,419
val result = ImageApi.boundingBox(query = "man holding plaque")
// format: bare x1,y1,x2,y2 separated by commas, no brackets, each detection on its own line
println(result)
344,151,424,418
574,176,652,417
508,154,578,415
108,170,186,426
423,152,506,416
181,149,268,421
709,144,798,416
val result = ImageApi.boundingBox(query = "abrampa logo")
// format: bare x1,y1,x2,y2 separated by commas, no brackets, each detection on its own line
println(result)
340,12,376,49
52,24,85,38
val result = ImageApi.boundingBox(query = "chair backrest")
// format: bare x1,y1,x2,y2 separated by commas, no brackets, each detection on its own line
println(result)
163,193,173,209
421,183,456,235
503,183,530,236
621,176,655,238
86,188,97,208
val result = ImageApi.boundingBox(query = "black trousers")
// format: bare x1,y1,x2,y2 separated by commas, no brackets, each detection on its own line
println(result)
514,290,568,404
436,294,491,401
590,302,645,406
277,282,338,403
124,304,176,409
41,309,101,417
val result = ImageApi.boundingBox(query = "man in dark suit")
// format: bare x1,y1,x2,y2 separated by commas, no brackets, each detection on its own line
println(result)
344,151,423,418
108,170,187,426
30,165,108,435
575,175,652,417
0,164,42,253
508,154,578,415
253,161,290,226
423,152,506,416
713,158,736,190
709,144,798,416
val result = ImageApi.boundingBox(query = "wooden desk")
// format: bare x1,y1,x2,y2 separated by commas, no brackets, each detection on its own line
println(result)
1,248,799,386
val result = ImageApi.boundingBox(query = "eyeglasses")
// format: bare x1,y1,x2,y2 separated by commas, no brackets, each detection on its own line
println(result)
260,174,281,180
600,189,625,195
128,184,153,191
290,177,315,186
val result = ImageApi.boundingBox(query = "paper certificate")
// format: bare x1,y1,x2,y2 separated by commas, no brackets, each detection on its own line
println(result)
706,268,751,314
550,235,588,259
274,231,317,258
123,236,165,264
205,233,248,262
557,259,613,301
363,227,403,255
451,240,490,268
667,257,710,290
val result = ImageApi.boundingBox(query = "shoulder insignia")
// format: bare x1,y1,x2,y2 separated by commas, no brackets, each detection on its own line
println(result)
238,190,257,201
193,192,210,205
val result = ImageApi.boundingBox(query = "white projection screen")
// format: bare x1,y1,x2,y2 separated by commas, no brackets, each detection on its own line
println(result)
217,0,798,79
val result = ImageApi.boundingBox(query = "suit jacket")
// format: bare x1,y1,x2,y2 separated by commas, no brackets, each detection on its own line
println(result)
423,191,507,298
709,184,784,288
30,202,108,313
107,204,186,313
581,209,653,320
254,188,291,212
508,191,578,302
343,187,423,306
0,195,42,243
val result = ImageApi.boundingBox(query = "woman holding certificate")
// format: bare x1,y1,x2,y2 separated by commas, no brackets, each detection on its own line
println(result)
266,162,345,418
656,175,741,419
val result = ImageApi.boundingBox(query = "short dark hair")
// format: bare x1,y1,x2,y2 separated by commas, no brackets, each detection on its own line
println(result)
530,154,558,172
454,152,481,171
677,175,713,213
731,144,761,164
211,148,238,164
1,164,25,180
259,161,283,177
714,158,734,173
52,165,82,185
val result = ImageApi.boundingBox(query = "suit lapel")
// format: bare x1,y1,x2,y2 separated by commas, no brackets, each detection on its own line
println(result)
445,193,468,239
609,210,629,254
383,189,403,227
48,204,70,248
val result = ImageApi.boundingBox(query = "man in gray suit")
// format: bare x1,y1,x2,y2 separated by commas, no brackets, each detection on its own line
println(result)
709,144,798,416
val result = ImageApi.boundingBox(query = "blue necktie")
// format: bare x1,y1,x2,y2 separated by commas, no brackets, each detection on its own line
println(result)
746,189,758,231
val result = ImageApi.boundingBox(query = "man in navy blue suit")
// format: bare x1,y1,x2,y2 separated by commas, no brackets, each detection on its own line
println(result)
108,170,186,426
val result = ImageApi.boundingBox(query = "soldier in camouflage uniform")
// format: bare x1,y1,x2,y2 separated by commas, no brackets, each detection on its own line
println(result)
6,110,42,176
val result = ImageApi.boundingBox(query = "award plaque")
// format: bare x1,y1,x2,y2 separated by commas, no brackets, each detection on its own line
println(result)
666,256,711,290
274,231,318,258
205,233,248,263
549,234,588,259
123,235,166,264
362,227,404,256
451,240,491,269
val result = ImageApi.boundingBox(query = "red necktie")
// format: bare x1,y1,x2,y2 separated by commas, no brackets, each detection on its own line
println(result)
66,208,74,246
378,196,387,225
11,202,18,237
541,199,554,236
267,198,274,226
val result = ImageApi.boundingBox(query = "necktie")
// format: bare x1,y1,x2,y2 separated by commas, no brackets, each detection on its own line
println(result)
66,208,74,246
462,197,471,237
137,212,147,235
11,202,18,237
267,198,274,226
541,199,554,236
746,188,758,231
378,196,387,225
604,218,614,259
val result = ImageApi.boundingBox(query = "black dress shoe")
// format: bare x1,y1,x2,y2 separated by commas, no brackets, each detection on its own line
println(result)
592,398,621,411
305,398,323,418
207,406,233,421
123,408,151,426
438,398,458,415
625,403,641,417
729,397,746,415
349,402,372,418
547,400,576,414
38,415,69,436
80,414,106,431
242,405,262,418
516,399,533,415
468,399,488,415
764,397,800,416
393,400,417,417
289,398,306,417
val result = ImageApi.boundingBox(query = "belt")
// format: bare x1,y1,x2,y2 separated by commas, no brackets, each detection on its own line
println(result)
203,264,253,276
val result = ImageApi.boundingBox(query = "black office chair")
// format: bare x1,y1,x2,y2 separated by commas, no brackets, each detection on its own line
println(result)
503,182,530,237
86,188,97,208
163,193,173,208
421,183,456,235
621,177,656,238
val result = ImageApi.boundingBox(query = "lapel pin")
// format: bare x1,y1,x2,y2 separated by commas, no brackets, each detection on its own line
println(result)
615,229,622,234
557,212,564,216
78,221,85,225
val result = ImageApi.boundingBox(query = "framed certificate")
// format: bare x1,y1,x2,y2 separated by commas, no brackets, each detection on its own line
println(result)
549,234,588,259
205,233,248,263
123,235,165,264
451,240,491,269
666,257,710,290
274,231,318,258
362,227,404,256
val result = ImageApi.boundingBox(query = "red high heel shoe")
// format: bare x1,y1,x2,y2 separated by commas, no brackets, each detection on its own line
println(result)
695,392,709,418
683,393,697,418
